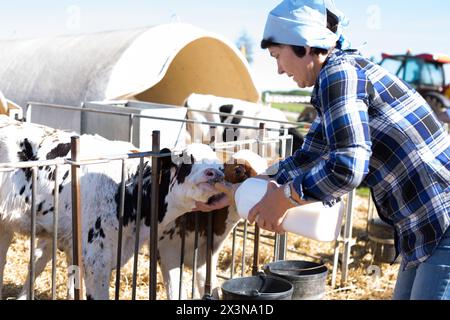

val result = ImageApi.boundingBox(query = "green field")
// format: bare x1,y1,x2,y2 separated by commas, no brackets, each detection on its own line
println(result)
356,187,370,198
271,102,306,114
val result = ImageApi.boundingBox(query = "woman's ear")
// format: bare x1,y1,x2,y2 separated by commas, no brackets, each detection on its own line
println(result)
305,45,311,55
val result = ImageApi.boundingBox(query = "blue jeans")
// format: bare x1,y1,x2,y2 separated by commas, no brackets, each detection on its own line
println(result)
393,227,450,300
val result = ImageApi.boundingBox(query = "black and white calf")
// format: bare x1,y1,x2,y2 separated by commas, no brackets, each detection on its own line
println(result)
184,93,304,151
158,150,268,299
0,116,225,300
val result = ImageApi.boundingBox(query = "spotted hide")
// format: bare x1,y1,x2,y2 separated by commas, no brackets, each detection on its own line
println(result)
184,93,304,151
0,116,225,300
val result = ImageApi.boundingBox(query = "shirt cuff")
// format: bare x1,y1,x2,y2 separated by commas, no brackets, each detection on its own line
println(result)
292,174,340,208
292,173,309,202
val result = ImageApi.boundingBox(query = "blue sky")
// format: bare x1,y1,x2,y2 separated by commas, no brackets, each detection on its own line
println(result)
1,0,449,91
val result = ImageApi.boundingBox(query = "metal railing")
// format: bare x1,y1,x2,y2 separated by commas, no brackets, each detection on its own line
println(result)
0,129,166,300
3,101,356,299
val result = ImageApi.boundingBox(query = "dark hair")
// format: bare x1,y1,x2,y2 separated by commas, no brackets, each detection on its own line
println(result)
261,9,340,58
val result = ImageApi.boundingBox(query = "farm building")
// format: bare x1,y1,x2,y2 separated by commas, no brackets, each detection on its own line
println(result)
0,23,259,110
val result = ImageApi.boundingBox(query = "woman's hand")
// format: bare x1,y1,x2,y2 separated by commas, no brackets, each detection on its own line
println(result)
247,181,296,234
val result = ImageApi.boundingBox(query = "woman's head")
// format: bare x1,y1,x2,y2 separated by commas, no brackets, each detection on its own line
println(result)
261,9,339,57
261,0,344,87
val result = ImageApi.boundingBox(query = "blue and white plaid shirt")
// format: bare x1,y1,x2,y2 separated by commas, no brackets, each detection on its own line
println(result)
270,49,450,269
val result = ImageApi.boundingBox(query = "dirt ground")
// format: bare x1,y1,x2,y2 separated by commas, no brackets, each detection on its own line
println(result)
2,194,399,300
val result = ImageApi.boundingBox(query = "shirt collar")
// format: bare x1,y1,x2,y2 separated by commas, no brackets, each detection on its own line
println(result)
310,48,355,107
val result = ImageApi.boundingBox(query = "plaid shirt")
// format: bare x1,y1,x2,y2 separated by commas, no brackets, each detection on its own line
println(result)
271,49,450,269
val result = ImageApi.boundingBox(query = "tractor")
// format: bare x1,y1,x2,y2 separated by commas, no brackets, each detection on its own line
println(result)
296,51,450,126
380,51,450,124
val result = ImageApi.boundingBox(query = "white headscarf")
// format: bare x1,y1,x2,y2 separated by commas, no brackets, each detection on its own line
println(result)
263,0,351,50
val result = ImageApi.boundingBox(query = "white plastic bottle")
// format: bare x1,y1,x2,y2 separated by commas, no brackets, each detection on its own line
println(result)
234,178,344,242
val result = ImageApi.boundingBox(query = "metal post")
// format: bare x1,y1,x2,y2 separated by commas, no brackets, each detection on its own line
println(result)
209,126,217,150
192,214,199,299
331,239,340,289
241,221,248,276
273,234,280,262
276,234,287,261
131,157,144,300
252,224,261,275
179,216,186,300
128,114,134,143
115,159,127,300
204,213,214,296
149,131,160,300
70,136,83,300
251,123,267,274
230,227,237,279
341,190,355,286
199,127,216,297
51,165,59,300
29,167,37,300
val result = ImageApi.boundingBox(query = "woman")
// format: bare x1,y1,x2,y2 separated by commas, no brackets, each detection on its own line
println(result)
195,0,450,300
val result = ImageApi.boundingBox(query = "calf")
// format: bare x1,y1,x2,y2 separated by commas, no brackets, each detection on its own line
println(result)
184,93,304,151
0,116,225,300
158,149,268,299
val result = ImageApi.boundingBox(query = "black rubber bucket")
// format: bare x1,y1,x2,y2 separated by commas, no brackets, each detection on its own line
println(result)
221,274,293,300
368,218,397,264
264,260,328,300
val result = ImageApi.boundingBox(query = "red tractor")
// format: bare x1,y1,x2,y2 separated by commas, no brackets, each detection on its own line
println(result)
380,51,450,124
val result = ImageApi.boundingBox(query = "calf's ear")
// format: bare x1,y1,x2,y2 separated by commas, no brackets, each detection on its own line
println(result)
159,148,173,170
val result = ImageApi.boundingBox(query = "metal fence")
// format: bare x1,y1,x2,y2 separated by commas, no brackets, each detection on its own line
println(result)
0,130,166,300
1,101,355,300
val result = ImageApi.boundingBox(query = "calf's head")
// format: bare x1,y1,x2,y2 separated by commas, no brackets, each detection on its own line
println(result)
157,145,224,224
120,144,225,228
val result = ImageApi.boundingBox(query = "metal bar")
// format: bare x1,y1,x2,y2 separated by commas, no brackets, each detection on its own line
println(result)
114,159,127,300
27,102,293,132
276,125,289,262
204,212,214,296
187,108,305,126
178,216,186,300
279,128,288,160
241,221,248,277
51,165,59,300
212,135,293,152
0,151,170,171
341,190,355,286
273,234,280,262
208,126,217,147
230,227,237,279
29,167,37,300
276,234,288,261
252,225,260,276
80,103,86,135
149,131,160,300
0,158,66,170
131,157,144,300
70,136,83,300
251,123,266,275
128,114,134,143
331,239,340,289
191,214,199,299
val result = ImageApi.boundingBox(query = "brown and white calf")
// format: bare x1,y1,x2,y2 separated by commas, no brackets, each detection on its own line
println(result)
0,116,225,300
158,149,268,299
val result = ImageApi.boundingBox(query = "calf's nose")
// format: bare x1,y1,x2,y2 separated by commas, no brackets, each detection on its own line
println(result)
204,168,224,181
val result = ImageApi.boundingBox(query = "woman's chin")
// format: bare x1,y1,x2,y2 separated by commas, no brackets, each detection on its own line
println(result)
296,81,305,88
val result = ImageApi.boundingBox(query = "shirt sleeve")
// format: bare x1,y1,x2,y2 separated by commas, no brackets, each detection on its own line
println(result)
272,62,372,205
266,115,328,182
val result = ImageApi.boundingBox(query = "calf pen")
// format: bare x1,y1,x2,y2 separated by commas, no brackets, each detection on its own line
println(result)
1,102,357,300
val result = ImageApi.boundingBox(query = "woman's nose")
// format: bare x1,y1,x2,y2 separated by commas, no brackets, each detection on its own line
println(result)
277,63,285,75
